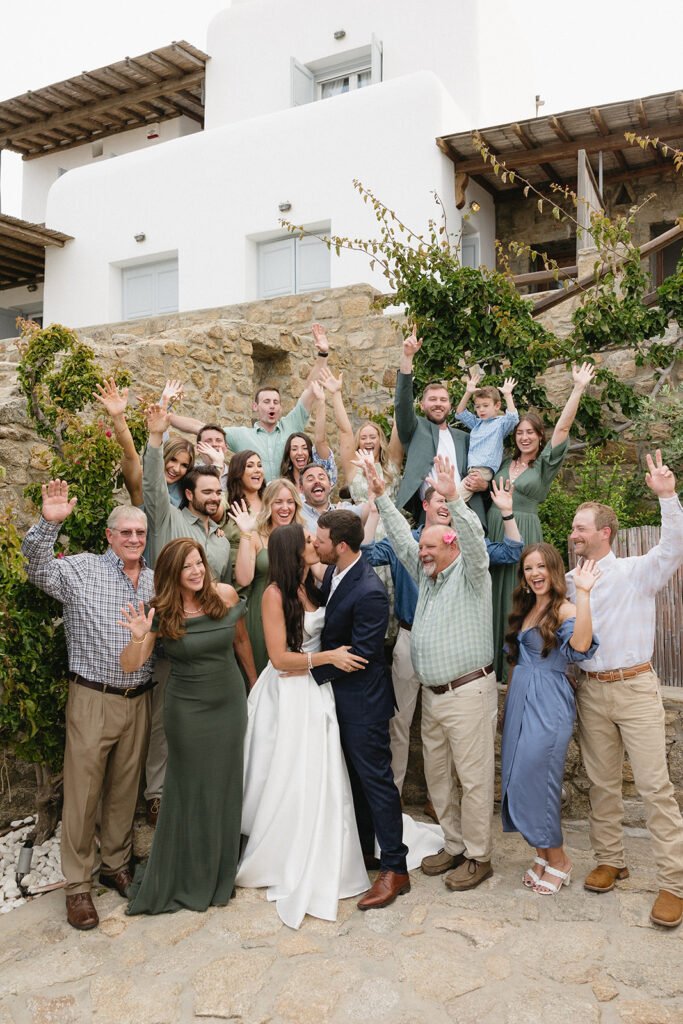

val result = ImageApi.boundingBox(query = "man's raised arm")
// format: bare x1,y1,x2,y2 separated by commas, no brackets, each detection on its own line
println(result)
395,326,423,445
21,480,80,600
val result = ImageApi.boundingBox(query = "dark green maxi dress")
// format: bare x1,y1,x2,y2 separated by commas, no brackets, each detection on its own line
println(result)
487,438,570,681
244,545,269,677
127,603,248,915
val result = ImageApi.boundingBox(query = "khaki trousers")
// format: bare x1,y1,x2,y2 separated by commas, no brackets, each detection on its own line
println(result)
421,671,497,861
61,681,151,895
389,627,421,793
577,668,683,897
144,658,171,801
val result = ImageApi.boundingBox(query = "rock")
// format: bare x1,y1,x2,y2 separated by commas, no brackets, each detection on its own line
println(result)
193,950,275,1020
617,1000,678,1024
274,959,355,1024
277,933,321,957
432,913,513,949
607,933,683,997
90,975,181,1024
591,974,619,1002
396,936,486,1002
25,995,79,1024
341,977,401,1020
485,954,511,980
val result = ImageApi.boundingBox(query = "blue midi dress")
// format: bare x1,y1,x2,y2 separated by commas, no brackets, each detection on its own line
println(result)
500,619,598,848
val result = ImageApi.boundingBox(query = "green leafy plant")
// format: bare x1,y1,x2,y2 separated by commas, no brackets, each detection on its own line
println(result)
629,382,683,478
538,445,658,566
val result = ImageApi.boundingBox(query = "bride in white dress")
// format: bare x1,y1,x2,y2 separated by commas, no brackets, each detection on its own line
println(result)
236,524,442,930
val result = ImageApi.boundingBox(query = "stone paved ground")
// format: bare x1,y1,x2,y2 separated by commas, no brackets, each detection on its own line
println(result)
1,815,682,1024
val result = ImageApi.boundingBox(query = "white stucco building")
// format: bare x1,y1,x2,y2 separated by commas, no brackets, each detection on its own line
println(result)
0,0,535,331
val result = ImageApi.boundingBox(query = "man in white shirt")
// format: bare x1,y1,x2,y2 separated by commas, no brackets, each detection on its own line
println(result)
566,450,683,928
299,463,361,532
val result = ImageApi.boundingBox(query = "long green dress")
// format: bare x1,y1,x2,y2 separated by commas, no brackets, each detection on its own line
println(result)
488,438,570,681
244,545,270,677
127,603,247,915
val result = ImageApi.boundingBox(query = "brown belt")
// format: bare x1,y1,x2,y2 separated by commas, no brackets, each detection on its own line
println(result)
429,663,494,695
70,673,156,698
585,661,652,683
399,621,412,632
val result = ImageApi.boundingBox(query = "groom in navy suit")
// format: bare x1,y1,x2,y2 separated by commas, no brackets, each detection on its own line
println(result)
312,510,409,909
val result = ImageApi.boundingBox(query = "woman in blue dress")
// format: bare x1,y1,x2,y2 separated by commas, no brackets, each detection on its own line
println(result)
500,542,600,895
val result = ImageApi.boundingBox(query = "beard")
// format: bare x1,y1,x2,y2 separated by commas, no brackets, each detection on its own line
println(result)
421,561,437,578
192,496,221,516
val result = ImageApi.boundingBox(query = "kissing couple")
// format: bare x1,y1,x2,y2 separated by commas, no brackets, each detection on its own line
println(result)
236,509,442,929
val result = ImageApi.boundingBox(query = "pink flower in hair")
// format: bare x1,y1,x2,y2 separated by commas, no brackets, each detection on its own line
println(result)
443,530,456,545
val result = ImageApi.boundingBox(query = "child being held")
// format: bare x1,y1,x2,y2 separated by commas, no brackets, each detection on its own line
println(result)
455,371,518,502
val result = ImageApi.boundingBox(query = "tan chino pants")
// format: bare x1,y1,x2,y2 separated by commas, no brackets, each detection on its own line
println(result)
61,681,151,895
421,671,497,862
576,668,683,897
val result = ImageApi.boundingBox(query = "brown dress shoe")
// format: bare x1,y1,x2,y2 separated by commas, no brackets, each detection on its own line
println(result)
650,889,683,928
66,892,99,930
357,870,410,910
99,867,134,898
583,864,630,893
444,858,493,891
146,797,160,827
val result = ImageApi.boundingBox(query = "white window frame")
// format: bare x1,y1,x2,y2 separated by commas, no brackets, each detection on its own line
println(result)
257,233,330,300
291,36,382,107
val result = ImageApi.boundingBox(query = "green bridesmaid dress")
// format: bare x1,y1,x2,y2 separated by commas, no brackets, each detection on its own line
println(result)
488,438,570,681
127,602,248,915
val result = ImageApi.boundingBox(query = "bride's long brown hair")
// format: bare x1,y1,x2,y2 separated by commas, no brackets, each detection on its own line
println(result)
151,538,228,639
505,543,568,664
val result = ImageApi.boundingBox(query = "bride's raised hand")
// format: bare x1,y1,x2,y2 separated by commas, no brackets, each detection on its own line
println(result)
330,645,368,672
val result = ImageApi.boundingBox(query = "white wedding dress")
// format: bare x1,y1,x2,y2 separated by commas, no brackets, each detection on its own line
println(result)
236,607,444,930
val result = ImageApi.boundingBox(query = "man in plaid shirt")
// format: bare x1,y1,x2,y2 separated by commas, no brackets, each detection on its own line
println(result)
21,480,155,931
359,453,497,893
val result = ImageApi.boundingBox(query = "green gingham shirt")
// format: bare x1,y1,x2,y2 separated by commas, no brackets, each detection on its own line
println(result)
223,400,310,482
375,493,493,687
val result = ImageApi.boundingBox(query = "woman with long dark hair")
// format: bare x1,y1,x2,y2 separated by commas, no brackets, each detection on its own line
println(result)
499,542,600,895
487,362,596,680
236,523,370,928
223,449,265,581
119,537,252,914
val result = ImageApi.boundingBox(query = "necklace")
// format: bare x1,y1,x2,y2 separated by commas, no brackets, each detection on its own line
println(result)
182,605,204,617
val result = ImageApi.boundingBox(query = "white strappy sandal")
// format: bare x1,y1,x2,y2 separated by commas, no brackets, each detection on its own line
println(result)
533,865,572,895
522,857,547,888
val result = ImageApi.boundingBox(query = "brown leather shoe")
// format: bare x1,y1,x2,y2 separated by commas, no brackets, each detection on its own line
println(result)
423,799,439,824
357,870,410,910
99,867,134,898
66,892,99,930
421,848,466,876
584,864,630,893
444,858,493,891
146,797,160,827
650,889,683,928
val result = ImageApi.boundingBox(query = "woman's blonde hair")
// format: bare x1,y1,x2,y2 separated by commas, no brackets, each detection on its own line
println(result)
254,478,303,537
151,538,227,640
354,420,396,487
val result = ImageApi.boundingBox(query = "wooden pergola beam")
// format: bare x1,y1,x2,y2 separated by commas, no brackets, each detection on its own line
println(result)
511,122,557,180
451,120,683,174
549,115,572,143
0,70,205,149
512,265,578,286
531,222,683,315
590,106,629,171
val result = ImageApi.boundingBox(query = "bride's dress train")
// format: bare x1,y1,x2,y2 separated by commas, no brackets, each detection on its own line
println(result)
236,607,443,929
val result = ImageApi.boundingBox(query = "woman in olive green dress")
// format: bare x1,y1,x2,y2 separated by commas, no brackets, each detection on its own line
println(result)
488,362,596,680
228,478,304,679
119,537,253,915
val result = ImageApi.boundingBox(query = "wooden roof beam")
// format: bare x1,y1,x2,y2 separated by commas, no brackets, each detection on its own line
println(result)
20,110,186,160
125,57,164,83
452,120,683,174
590,106,629,171
549,115,572,143
511,122,558,180
0,251,44,274
0,70,205,148
148,51,184,75
163,95,204,123
171,42,206,68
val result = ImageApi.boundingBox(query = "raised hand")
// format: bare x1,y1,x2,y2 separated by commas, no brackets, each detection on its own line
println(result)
146,398,170,437
432,455,458,501
572,362,596,390
645,449,677,499
490,477,514,516
319,366,343,394
310,378,325,403
500,376,517,397
351,449,385,498
403,324,423,360
93,378,129,418
117,600,154,642
573,558,602,592
227,499,257,534
161,379,184,407
41,479,77,523
196,441,225,469
311,323,329,355
464,368,483,393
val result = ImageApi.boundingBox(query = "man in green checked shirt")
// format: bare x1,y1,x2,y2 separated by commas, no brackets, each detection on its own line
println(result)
357,452,497,892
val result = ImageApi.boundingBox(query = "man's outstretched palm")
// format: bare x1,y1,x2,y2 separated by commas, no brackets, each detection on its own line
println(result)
42,479,77,523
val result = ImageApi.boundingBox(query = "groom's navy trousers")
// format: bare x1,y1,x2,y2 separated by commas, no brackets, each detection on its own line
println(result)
312,557,408,874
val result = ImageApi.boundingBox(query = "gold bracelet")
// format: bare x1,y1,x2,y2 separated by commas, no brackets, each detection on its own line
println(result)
131,635,148,645
240,533,252,540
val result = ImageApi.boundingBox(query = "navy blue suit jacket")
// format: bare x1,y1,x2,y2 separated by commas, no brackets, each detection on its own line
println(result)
311,556,394,725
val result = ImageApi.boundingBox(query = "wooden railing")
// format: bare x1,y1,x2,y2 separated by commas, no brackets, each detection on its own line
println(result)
569,525,683,687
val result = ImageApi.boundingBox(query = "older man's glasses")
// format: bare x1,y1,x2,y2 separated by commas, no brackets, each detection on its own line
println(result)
111,528,147,538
